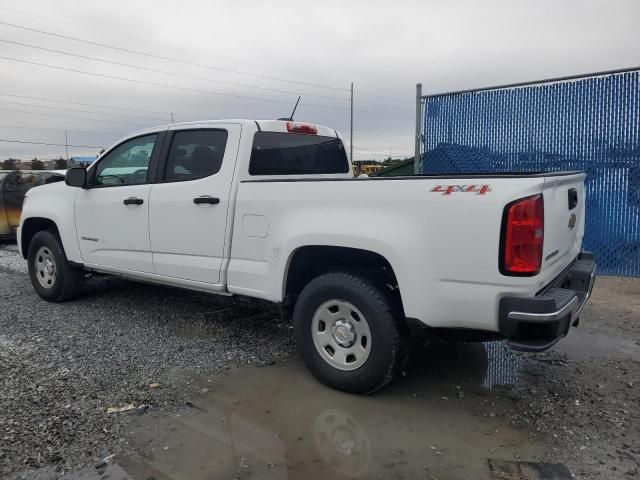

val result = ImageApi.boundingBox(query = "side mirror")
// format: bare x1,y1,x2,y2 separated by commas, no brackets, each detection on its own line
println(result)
65,167,87,188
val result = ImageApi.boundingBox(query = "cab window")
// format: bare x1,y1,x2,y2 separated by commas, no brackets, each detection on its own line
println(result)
249,132,349,175
163,130,228,182
93,134,157,186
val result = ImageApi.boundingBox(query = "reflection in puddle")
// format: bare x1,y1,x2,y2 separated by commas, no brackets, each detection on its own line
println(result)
481,341,522,389
313,409,371,478
89,341,543,480
396,336,523,390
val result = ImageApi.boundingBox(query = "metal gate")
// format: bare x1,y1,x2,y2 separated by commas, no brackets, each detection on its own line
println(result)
417,68,640,276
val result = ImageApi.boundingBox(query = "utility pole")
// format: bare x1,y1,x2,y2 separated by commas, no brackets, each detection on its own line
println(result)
414,83,422,175
64,130,69,160
350,82,354,163
170,112,175,124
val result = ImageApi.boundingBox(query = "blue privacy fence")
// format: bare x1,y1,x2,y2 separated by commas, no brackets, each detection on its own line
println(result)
420,69,640,276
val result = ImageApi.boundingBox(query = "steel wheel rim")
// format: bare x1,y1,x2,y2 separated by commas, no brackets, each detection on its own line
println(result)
311,299,372,371
34,246,56,289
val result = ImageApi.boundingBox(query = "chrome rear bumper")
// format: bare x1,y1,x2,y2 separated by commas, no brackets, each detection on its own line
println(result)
499,251,596,352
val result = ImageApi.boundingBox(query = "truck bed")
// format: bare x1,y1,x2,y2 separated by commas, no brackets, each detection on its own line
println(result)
229,171,586,334
241,171,584,182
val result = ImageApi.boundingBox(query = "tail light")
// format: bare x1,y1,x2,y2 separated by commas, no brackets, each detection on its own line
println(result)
501,194,544,276
286,122,317,135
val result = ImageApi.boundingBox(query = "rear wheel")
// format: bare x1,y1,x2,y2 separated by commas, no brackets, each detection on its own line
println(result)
28,230,84,302
293,271,408,394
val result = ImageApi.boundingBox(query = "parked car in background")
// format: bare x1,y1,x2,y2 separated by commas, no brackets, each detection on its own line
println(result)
17,119,595,393
0,170,65,239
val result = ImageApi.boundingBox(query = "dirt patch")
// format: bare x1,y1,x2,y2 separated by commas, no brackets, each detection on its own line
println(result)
86,358,548,480
1,239,638,479
502,276,640,479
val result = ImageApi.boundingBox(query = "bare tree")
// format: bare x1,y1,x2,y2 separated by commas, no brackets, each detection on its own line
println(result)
54,157,68,170
1,158,18,170
31,157,46,170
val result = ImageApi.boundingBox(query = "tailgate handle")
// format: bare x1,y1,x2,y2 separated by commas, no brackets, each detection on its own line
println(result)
568,188,578,210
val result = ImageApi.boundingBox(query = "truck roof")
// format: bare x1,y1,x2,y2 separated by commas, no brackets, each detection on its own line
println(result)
128,119,340,140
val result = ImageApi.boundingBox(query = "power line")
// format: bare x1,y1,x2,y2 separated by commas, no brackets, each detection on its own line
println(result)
0,4,300,76
0,20,348,92
0,92,408,127
0,38,349,102
0,5,410,108
0,98,167,122
0,56,409,118
0,55,315,108
0,106,151,127
0,36,406,112
0,138,103,148
0,38,407,112
0,124,124,136
0,92,189,118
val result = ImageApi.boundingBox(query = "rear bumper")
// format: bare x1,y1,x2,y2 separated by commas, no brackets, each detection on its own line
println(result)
498,251,596,352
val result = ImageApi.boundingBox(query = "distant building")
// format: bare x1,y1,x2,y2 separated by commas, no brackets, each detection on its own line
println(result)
15,160,33,170
352,160,384,176
375,158,415,176
69,156,97,168
7,160,59,171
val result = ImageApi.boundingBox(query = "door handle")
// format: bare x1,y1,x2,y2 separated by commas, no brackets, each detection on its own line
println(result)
193,196,220,205
123,197,144,205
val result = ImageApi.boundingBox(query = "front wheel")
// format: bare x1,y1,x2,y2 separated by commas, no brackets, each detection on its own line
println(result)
27,230,84,302
293,271,408,394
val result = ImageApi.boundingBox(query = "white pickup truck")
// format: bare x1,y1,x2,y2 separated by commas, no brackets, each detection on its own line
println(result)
18,119,595,393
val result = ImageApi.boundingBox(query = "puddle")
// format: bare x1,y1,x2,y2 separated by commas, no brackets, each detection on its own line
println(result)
554,327,640,361
397,336,523,390
488,459,573,479
482,341,522,389
78,342,549,480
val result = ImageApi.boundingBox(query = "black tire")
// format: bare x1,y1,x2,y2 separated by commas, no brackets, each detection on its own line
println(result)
293,271,409,394
27,230,84,302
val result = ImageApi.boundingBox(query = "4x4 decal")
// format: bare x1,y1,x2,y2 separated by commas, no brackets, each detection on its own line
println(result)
430,184,492,196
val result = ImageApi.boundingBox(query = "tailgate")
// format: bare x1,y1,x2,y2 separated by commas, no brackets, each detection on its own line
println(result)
541,173,586,273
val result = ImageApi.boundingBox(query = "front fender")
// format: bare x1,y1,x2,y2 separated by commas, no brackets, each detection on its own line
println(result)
19,183,81,263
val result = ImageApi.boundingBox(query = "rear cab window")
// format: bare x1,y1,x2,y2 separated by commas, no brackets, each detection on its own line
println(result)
164,129,228,182
249,132,349,176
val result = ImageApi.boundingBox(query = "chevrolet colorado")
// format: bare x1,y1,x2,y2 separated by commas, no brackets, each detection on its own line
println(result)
18,119,595,393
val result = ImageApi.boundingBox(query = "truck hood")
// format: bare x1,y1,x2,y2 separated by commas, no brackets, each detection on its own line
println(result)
25,179,70,198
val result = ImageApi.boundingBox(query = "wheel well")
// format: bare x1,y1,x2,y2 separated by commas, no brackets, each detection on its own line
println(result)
20,218,59,258
284,246,402,314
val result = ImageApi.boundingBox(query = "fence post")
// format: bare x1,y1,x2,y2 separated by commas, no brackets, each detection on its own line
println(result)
414,83,423,174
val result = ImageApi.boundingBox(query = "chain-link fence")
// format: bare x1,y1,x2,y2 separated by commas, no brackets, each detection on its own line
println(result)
421,69,640,276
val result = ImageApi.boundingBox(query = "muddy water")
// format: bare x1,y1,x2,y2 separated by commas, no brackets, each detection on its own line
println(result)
89,340,557,480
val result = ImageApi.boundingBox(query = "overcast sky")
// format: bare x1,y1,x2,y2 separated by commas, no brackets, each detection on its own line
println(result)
0,0,638,161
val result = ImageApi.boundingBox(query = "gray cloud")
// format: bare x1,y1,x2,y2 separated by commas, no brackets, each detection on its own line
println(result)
0,0,638,161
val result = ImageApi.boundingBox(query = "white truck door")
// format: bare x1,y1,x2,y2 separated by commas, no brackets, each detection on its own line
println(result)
148,124,241,284
74,133,161,273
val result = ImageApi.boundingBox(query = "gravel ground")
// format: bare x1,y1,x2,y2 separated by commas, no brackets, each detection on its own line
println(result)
500,276,640,478
1,241,639,478
511,353,640,478
0,242,293,476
